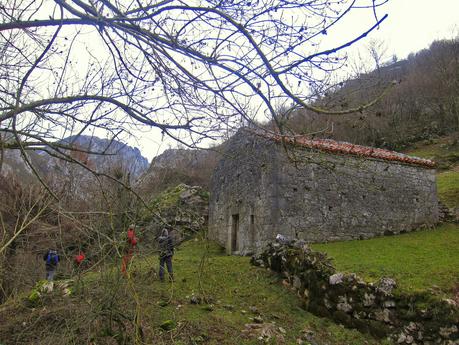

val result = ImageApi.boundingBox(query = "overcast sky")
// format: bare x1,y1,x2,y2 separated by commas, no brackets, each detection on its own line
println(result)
137,0,459,161
357,0,458,59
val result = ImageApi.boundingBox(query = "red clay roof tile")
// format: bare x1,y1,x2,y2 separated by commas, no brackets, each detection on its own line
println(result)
257,131,435,168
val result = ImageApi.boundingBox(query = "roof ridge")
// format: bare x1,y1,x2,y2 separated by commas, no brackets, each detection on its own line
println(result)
247,129,435,168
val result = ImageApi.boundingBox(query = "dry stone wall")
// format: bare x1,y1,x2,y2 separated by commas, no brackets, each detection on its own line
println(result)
252,240,459,344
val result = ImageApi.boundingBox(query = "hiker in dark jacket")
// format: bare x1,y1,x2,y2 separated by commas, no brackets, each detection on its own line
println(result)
158,228,174,282
43,249,60,281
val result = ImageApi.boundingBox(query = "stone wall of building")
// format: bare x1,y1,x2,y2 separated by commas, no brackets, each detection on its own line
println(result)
209,131,439,254
209,133,277,254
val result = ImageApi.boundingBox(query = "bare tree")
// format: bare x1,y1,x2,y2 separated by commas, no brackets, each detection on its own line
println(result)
0,1,395,284
0,176,55,302
366,38,388,75
1,3,400,340
0,0,391,179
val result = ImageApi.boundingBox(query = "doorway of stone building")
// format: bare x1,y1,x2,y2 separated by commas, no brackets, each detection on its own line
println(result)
231,214,239,252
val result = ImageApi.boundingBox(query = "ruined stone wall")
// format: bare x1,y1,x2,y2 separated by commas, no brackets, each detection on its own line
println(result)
252,240,459,344
209,131,439,254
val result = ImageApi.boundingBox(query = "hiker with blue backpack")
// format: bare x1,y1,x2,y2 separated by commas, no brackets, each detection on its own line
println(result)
43,249,60,281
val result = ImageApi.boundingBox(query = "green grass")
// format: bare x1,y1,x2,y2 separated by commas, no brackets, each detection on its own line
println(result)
404,134,459,207
129,239,386,344
437,170,459,208
406,145,449,159
312,224,459,294
0,238,389,344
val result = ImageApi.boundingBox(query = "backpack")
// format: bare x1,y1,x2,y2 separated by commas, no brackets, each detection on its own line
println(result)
46,250,59,265
158,235,173,257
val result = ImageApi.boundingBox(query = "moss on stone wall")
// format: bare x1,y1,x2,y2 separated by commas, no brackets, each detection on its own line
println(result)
252,240,459,344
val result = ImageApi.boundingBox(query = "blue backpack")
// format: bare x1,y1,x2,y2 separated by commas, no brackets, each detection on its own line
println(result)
46,250,59,265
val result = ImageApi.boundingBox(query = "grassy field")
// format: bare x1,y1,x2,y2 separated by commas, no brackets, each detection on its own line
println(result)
130,239,389,344
1,232,456,345
437,170,459,208
0,238,389,345
406,135,459,208
312,223,459,294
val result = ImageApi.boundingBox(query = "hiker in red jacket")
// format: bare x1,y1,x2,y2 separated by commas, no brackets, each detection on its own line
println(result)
121,224,138,274
74,252,85,266
73,251,86,282
127,226,135,243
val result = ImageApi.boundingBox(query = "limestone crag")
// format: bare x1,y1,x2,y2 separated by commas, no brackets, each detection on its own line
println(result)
0,149,34,180
142,184,209,244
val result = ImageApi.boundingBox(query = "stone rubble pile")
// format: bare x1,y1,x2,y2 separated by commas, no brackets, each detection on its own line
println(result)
251,240,459,344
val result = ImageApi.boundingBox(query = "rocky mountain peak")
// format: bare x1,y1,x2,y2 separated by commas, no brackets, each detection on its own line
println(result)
59,135,149,178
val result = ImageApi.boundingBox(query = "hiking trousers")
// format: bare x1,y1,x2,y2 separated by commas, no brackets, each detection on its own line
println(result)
159,255,173,281
46,266,56,281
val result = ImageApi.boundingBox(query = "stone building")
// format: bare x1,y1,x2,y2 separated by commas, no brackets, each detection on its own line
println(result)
208,129,439,255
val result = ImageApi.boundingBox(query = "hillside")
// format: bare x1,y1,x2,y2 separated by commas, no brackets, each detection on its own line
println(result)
2,224,458,344
281,38,459,151
1,38,458,345
1,2,459,343
0,239,390,345
1,133,459,344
